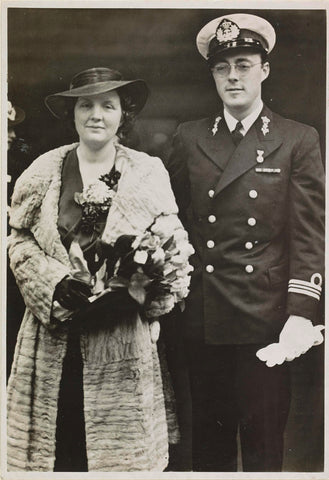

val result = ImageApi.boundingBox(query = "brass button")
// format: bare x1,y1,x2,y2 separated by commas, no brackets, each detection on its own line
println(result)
249,190,258,199
208,189,215,198
245,242,253,250
207,240,215,249
248,217,256,226
208,215,216,223
245,264,254,273
206,265,214,273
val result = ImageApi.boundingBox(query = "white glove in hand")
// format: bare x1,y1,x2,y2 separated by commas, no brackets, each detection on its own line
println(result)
149,319,160,343
256,315,325,367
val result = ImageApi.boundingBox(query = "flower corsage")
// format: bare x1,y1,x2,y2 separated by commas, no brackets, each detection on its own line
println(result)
74,168,121,233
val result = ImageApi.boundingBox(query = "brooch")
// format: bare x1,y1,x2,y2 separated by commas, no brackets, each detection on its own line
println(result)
212,115,221,136
261,116,270,136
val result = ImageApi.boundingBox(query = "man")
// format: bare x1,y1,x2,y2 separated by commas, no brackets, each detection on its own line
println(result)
165,13,324,472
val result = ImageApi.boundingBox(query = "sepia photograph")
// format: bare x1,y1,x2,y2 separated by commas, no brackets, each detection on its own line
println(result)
1,1,327,478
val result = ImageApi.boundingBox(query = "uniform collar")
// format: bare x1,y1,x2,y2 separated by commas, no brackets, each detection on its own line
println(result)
213,105,284,196
224,100,264,135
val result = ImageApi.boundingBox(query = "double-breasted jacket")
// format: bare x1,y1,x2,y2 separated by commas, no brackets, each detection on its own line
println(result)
166,105,325,344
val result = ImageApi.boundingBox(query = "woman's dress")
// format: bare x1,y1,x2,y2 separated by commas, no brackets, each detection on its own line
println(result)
54,148,101,470
55,148,121,470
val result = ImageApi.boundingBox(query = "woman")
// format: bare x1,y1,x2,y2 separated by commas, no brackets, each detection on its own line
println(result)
7,67,194,472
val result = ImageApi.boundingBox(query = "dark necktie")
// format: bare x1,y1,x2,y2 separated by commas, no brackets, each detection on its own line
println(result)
231,121,244,146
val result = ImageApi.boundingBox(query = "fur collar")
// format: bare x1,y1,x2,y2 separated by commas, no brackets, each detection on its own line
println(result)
9,142,178,266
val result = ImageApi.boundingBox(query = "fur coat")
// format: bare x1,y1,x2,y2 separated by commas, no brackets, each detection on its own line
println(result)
7,142,187,472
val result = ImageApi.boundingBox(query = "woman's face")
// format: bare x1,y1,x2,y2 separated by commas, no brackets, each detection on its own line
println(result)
74,90,122,149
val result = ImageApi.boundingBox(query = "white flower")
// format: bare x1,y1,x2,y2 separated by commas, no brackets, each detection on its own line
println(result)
134,250,148,264
83,180,112,204
163,264,177,276
146,295,175,317
179,241,195,255
170,276,191,292
173,229,188,242
140,232,161,250
170,254,186,266
151,247,165,265
176,264,194,277
8,101,16,121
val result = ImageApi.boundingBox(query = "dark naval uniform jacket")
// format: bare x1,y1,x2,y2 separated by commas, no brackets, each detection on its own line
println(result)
166,105,324,345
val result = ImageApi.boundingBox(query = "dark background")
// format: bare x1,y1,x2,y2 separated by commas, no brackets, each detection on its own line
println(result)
8,8,326,160
7,7,326,472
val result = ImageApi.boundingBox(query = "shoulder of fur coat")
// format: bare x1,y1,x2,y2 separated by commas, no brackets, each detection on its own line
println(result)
117,143,176,200
9,141,178,232
9,143,78,229
101,143,179,245
116,143,179,216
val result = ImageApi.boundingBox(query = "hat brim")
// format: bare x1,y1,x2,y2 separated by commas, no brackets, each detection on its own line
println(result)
8,106,25,127
45,79,149,119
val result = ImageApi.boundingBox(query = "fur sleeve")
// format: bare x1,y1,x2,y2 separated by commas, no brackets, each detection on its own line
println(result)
9,144,77,229
8,228,70,329
8,144,77,328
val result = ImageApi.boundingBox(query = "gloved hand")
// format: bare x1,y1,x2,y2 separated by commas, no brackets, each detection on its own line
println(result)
54,276,92,311
256,315,325,367
74,288,139,325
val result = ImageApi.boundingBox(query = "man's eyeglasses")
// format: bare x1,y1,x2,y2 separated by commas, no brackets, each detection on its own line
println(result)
211,62,263,77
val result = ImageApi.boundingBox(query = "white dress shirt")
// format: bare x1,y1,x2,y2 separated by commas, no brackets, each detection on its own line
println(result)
224,100,264,136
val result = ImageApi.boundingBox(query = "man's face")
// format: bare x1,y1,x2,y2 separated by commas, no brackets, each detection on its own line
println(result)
211,50,270,118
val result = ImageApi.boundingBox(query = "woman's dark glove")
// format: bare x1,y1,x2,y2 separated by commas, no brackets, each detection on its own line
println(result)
74,288,139,325
54,277,92,310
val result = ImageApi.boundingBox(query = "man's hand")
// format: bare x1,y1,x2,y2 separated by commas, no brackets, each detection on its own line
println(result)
256,315,325,367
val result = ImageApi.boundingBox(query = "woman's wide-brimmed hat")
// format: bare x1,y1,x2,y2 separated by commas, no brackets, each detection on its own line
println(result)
45,67,149,119
8,101,25,127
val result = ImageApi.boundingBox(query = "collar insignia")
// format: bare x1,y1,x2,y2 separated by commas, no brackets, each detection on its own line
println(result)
261,116,270,136
212,115,221,136
216,19,240,43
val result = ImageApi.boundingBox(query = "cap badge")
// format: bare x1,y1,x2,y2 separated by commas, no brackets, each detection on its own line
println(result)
216,19,240,44
212,115,221,136
261,115,270,136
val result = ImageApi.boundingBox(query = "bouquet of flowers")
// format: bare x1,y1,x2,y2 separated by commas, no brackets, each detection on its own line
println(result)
68,217,194,321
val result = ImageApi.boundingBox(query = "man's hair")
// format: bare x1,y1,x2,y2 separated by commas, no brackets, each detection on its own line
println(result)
208,48,268,69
